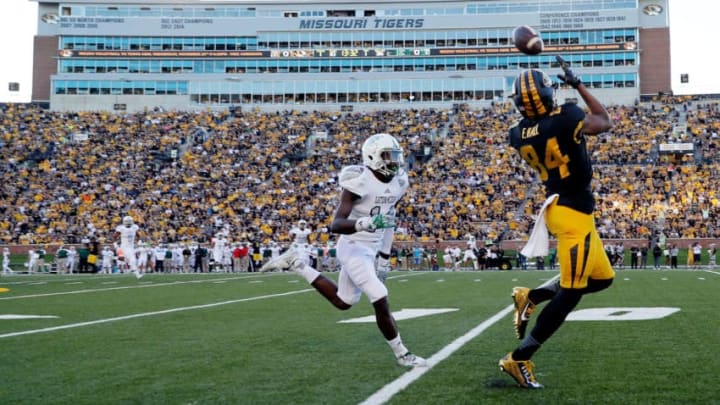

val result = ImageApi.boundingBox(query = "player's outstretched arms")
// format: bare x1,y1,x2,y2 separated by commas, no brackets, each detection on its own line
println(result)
576,84,612,135
556,55,612,135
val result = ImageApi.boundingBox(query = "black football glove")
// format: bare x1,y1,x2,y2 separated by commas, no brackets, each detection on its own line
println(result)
556,55,582,89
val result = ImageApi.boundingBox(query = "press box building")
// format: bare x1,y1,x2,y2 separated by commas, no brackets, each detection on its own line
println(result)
30,0,672,112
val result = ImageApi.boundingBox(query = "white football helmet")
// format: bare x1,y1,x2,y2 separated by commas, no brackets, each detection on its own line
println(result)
361,133,404,177
298,219,307,228
123,216,134,227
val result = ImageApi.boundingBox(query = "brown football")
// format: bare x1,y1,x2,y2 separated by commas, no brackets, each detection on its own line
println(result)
512,25,543,55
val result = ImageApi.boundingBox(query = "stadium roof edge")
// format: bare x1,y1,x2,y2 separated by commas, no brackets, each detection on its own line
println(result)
31,0,468,4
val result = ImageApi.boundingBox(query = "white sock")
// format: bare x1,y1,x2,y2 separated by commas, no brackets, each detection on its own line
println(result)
297,264,320,284
387,335,409,358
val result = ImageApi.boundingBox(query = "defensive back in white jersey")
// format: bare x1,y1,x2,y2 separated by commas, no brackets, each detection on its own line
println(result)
338,165,408,244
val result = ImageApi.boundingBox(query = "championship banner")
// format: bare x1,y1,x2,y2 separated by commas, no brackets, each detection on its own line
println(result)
59,42,633,59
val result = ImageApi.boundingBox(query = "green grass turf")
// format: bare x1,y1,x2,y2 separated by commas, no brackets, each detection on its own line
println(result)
0,269,717,404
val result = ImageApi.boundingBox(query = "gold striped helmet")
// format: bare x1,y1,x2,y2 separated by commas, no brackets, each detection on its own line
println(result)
512,69,556,120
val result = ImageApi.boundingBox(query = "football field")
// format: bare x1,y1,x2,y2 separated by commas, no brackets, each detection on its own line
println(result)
1,269,717,404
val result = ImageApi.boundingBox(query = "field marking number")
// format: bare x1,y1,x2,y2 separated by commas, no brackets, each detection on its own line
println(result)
567,307,680,321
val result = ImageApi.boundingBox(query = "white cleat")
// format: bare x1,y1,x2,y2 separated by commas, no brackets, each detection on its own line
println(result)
397,352,427,367
135,271,144,280
260,248,302,272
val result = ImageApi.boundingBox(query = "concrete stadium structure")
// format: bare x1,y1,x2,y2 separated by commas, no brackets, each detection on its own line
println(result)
31,0,671,112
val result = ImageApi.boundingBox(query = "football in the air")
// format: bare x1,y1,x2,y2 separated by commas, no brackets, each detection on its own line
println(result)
512,25,543,55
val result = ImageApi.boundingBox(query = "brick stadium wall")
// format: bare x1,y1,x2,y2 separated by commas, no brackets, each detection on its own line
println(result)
3,239,719,256
639,27,672,95
31,36,57,103
397,238,718,252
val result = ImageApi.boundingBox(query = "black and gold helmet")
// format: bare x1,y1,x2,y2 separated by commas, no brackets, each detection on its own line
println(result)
512,69,556,120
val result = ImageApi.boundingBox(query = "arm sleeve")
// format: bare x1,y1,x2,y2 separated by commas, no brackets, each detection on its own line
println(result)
560,103,587,137
379,227,394,256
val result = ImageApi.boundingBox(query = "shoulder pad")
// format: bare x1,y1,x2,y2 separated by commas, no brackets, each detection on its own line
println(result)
339,165,365,184
339,165,366,195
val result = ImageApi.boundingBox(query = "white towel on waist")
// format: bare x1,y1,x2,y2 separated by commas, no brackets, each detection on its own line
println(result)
520,194,559,258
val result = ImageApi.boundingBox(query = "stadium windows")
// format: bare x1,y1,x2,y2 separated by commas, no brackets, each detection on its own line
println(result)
327,10,355,17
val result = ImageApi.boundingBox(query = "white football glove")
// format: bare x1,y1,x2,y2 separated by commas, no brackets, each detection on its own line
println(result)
355,214,396,232
376,256,391,283
355,216,377,232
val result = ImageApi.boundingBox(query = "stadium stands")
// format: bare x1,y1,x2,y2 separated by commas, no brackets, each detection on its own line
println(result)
2,98,720,248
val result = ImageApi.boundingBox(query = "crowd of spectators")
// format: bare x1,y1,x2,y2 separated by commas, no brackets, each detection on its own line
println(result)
2,97,720,249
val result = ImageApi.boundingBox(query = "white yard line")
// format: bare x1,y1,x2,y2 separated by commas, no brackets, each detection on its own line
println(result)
360,273,560,405
359,304,513,405
1,270,533,403
0,274,270,300
0,288,314,339
0,273,271,286
0,271,431,338
0,272,426,301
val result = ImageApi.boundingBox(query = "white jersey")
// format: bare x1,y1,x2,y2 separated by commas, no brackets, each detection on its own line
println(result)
338,165,408,245
450,247,462,259
290,227,312,245
116,224,139,247
154,247,167,261
2,251,10,271
101,249,114,267
270,245,282,259
173,246,184,266
136,246,149,266
212,237,227,262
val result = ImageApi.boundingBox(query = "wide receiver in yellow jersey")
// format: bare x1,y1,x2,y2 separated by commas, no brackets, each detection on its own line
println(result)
499,56,616,388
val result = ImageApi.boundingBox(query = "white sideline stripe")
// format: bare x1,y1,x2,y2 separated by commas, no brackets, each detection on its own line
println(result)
359,304,513,405
0,273,271,286
0,275,269,301
0,288,313,339
0,272,423,301
361,273,561,405
387,272,428,281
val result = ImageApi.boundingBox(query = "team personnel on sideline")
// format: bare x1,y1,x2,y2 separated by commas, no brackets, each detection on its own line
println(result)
2,247,12,274
289,219,314,261
499,56,616,388
114,216,145,279
261,133,427,368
